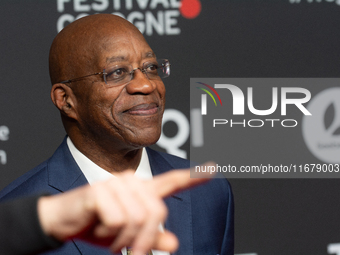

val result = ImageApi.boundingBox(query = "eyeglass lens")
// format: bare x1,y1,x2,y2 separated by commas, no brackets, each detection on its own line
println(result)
103,59,170,86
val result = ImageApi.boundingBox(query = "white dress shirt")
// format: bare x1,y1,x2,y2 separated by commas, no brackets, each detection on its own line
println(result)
67,137,169,255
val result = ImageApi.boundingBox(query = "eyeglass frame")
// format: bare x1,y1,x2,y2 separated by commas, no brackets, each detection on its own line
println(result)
58,59,170,86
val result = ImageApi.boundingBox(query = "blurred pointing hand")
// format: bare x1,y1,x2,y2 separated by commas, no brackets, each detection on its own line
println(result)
38,164,214,255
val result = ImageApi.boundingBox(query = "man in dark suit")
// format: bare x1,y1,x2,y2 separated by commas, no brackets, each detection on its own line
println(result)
0,14,234,255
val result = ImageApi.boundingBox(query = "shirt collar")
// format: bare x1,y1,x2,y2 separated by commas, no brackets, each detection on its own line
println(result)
66,136,152,185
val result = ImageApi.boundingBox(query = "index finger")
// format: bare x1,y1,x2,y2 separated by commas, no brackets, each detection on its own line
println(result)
151,162,216,198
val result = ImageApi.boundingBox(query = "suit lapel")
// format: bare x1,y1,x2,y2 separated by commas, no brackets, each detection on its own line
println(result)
147,148,193,255
47,138,113,254
47,137,88,192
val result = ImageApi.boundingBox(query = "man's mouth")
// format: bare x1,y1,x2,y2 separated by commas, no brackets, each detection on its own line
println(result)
125,102,159,115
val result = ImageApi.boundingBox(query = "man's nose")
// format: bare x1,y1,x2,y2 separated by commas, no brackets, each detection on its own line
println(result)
125,69,156,95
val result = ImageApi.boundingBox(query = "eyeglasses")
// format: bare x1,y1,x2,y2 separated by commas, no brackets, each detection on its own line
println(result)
59,59,170,87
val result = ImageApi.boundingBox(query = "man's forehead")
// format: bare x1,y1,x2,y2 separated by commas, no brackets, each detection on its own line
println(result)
95,34,155,66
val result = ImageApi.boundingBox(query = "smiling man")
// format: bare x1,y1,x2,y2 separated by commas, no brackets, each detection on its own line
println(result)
0,14,234,255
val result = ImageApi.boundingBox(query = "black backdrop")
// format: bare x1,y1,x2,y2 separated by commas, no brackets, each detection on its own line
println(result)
1,1,340,254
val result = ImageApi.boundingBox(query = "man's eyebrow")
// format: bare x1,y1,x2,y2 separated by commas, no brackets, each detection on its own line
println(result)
106,56,126,64
144,51,156,58
106,52,156,64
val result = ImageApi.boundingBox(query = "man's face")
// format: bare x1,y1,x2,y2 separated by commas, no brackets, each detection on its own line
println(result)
72,30,166,151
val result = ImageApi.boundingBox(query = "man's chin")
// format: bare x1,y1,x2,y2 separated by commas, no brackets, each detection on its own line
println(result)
125,131,161,148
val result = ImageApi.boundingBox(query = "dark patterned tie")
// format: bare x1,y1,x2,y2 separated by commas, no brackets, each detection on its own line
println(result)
126,247,153,255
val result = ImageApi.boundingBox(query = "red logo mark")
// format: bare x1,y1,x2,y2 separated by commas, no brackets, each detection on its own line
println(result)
180,0,202,19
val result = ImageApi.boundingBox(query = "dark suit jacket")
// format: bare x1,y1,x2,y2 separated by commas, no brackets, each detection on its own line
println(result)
0,138,234,255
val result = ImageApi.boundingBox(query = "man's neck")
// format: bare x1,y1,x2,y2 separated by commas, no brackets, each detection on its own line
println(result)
68,136,143,174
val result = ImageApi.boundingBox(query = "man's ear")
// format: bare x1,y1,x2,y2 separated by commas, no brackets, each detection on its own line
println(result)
51,83,77,120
